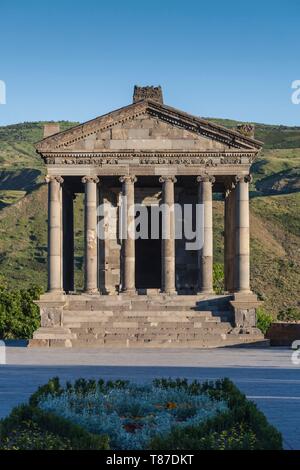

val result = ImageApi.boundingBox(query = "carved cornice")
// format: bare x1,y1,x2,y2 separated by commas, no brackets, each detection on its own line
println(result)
42,151,257,167
147,101,263,150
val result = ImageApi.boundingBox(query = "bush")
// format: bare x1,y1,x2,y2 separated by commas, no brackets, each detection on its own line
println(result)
278,307,300,322
0,282,42,339
256,307,273,334
195,424,258,450
0,404,109,450
0,420,72,450
213,263,224,294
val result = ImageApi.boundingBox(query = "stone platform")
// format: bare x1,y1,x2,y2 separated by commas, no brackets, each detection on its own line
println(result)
29,293,266,348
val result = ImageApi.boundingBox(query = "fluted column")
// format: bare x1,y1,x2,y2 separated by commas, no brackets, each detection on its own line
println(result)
82,176,99,294
159,176,177,294
235,175,251,293
46,175,64,293
224,183,236,292
120,175,137,293
197,175,215,294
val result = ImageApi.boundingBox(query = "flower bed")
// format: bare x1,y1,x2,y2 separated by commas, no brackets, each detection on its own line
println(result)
0,377,282,450
37,379,227,450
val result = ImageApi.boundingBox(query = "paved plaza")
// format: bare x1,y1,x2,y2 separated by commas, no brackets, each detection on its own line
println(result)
0,345,299,449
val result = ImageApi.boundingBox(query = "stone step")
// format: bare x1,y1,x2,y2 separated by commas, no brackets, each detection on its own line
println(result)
112,314,231,322
63,317,209,328
63,318,210,326
63,310,230,321
65,295,232,312
71,323,231,335
70,336,268,349
63,309,215,317
65,319,230,330
32,327,75,340
67,294,230,302
63,315,220,324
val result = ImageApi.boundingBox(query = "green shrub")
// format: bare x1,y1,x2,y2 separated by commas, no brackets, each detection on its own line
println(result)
278,307,300,322
196,424,258,450
0,420,72,450
0,275,8,290
0,282,42,339
29,376,130,407
29,376,63,407
213,263,224,294
150,423,259,450
256,307,273,334
0,404,109,450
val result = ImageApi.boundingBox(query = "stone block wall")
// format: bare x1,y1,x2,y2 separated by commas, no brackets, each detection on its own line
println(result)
66,115,229,152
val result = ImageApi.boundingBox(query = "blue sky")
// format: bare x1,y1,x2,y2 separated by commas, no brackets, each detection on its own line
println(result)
0,0,300,126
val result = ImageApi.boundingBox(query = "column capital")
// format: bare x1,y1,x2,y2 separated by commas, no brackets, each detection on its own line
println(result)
45,175,64,184
235,174,252,184
159,175,177,184
81,176,99,184
119,175,137,184
196,175,215,184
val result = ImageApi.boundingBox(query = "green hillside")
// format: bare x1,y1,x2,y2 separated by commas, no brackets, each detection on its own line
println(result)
0,118,299,315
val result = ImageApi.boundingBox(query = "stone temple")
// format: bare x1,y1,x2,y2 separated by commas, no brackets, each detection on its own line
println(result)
30,85,266,348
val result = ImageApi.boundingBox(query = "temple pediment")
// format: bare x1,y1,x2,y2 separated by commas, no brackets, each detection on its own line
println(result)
36,99,262,154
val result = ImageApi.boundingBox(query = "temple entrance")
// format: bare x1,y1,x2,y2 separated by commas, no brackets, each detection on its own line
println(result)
135,206,162,289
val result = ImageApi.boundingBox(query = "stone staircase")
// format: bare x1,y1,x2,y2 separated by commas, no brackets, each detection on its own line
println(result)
54,295,266,348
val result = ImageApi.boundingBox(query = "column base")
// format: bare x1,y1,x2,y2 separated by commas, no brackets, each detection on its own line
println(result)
230,291,263,331
38,291,66,302
83,289,100,295
160,289,177,295
121,288,137,296
197,289,214,295
29,327,74,348
47,289,65,294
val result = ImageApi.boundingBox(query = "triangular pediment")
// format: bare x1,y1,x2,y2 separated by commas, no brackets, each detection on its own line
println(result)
36,100,262,154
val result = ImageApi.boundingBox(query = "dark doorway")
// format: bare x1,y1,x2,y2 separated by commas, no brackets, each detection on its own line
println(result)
135,206,161,289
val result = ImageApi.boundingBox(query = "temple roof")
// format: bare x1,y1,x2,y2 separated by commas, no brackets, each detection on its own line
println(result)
36,87,263,154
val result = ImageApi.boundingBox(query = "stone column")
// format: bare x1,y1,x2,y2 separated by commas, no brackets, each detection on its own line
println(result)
120,176,137,294
82,176,99,294
197,175,215,294
235,175,251,293
159,176,177,294
46,175,64,293
62,188,75,293
224,183,236,292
